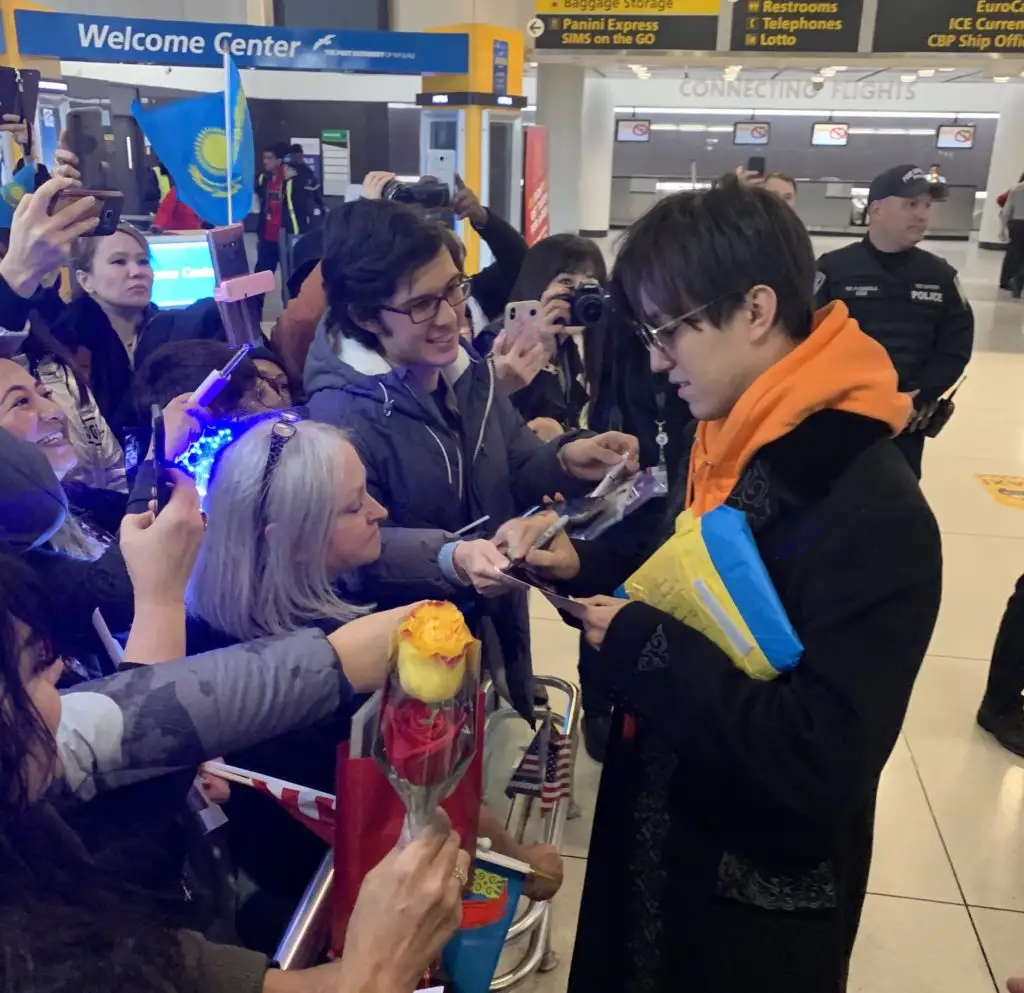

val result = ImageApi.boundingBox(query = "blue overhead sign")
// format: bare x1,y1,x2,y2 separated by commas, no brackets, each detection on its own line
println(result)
13,10,468,75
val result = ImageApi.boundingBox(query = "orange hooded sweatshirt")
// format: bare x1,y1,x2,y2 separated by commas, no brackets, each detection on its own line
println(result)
686,301,912,517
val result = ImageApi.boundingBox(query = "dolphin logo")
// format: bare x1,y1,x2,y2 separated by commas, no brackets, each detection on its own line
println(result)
313,33,335,51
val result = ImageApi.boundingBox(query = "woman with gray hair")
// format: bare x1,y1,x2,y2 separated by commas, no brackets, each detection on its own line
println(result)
187,414,563,946
186,414,395,948
188,416,385,643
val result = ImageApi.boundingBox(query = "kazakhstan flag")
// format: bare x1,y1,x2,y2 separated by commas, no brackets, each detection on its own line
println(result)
0,160,40,227
131,57,253,227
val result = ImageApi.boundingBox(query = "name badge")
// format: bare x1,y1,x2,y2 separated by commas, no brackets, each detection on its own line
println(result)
842,283,881,298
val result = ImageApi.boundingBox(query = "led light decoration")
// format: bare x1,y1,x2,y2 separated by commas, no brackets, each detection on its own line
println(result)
176,425,238,503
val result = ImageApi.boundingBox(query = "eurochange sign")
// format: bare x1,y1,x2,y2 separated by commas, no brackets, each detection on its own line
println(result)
13,10,470,74
873,0,1024,53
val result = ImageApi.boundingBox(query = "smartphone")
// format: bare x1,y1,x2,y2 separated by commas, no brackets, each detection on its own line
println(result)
47,189,123,237
207,223,261,345
0,67,40,124
425,149,456,197
207,223,251,284
151,405,174,514
747,155,766,177
65,108,110,191
504,300,543,347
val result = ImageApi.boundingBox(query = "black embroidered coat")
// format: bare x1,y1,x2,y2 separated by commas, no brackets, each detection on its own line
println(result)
561,410,942,993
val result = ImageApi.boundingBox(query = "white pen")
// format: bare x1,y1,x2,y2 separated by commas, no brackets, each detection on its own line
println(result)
590,453,631,499
455,515,490,536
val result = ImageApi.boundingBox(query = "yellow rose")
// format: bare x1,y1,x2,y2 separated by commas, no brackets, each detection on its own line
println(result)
396,601,476,703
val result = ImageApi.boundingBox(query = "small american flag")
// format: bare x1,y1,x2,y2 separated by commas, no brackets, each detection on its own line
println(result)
202,760,337,844
505,721,573,815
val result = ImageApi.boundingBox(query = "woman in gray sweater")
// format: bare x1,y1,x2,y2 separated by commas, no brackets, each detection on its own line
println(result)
0,547,467,993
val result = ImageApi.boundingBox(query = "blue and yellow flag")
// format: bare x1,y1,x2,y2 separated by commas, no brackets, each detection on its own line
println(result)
0,161,39,227
131,57,253,227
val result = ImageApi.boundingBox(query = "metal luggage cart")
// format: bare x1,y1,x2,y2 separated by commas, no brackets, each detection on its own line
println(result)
272,674,581,991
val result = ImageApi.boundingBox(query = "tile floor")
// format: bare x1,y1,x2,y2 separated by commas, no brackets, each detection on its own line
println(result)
510,237,1024,992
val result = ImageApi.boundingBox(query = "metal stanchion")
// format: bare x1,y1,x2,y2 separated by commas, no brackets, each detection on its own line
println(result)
272,852,333,970
489,675,580,990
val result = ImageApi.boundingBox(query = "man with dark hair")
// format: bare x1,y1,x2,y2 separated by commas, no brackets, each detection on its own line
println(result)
816,164,973,478
304,198,638,720
132,340,260,417
253,142,291,318
498,179,942,993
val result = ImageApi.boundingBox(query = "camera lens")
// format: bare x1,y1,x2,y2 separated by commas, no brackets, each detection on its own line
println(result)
571,281,610,328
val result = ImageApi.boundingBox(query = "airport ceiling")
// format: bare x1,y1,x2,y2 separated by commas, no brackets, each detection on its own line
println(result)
526,57,1024,83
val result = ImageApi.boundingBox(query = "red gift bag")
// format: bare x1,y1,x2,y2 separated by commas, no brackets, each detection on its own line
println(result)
330,702,484,955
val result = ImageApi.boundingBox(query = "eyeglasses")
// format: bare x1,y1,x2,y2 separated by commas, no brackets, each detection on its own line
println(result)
378,276,472,325
256,374,292,407
255,412,301,533
632,290,749,358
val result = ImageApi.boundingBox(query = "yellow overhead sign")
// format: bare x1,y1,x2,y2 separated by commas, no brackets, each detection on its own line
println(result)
535,0,719,14
977,475,1024,510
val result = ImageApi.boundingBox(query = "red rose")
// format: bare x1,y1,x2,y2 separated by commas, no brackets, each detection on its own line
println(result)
381,699,462,787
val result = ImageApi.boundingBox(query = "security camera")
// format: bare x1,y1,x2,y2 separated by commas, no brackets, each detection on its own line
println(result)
811,78,825,92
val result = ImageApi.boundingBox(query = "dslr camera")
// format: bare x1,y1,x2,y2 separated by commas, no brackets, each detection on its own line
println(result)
381,178,451,210
566,279,611,328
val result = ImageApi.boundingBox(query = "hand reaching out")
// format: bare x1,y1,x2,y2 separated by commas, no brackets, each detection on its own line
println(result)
340,811,469,993
119,470,205,608
451,174,488,227
559,431,640,482
494,511,580,582
452,539,511,597
156,394,208,462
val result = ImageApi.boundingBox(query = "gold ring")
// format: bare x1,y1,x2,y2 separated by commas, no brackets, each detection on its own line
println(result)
452,865,469,887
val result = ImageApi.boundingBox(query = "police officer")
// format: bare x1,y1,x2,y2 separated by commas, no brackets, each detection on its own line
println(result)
816,164,974,478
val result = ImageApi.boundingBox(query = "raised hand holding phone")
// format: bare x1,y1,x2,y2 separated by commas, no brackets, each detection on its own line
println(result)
0,176,99,299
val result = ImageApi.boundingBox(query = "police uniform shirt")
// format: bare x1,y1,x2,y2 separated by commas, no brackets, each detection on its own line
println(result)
816,238,974,405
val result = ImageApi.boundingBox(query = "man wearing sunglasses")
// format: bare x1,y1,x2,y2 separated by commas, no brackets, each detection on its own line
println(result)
304,198,638,721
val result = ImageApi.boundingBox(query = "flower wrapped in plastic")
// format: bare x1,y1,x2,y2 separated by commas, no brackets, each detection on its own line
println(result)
373,601,482,838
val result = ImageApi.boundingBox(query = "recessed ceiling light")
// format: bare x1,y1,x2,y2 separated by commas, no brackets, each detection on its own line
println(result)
994,75,1011,82
918,68,935,77
811,74,825,83
831,65,848,71
821,67,836,76
939,67,957,71
900,73,917,82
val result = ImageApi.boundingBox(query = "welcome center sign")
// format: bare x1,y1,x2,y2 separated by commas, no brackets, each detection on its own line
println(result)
13,10,469,74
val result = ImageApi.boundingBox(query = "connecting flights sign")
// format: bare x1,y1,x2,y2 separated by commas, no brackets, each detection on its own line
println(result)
13,10,469,74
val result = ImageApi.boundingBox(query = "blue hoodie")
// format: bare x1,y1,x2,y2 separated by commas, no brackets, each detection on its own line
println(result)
304,322,591,719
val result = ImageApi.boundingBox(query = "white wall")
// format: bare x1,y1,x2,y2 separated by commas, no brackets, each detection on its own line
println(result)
61,61,422,103
391,0,536,33
45,0,252,23
63,61,1014,118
